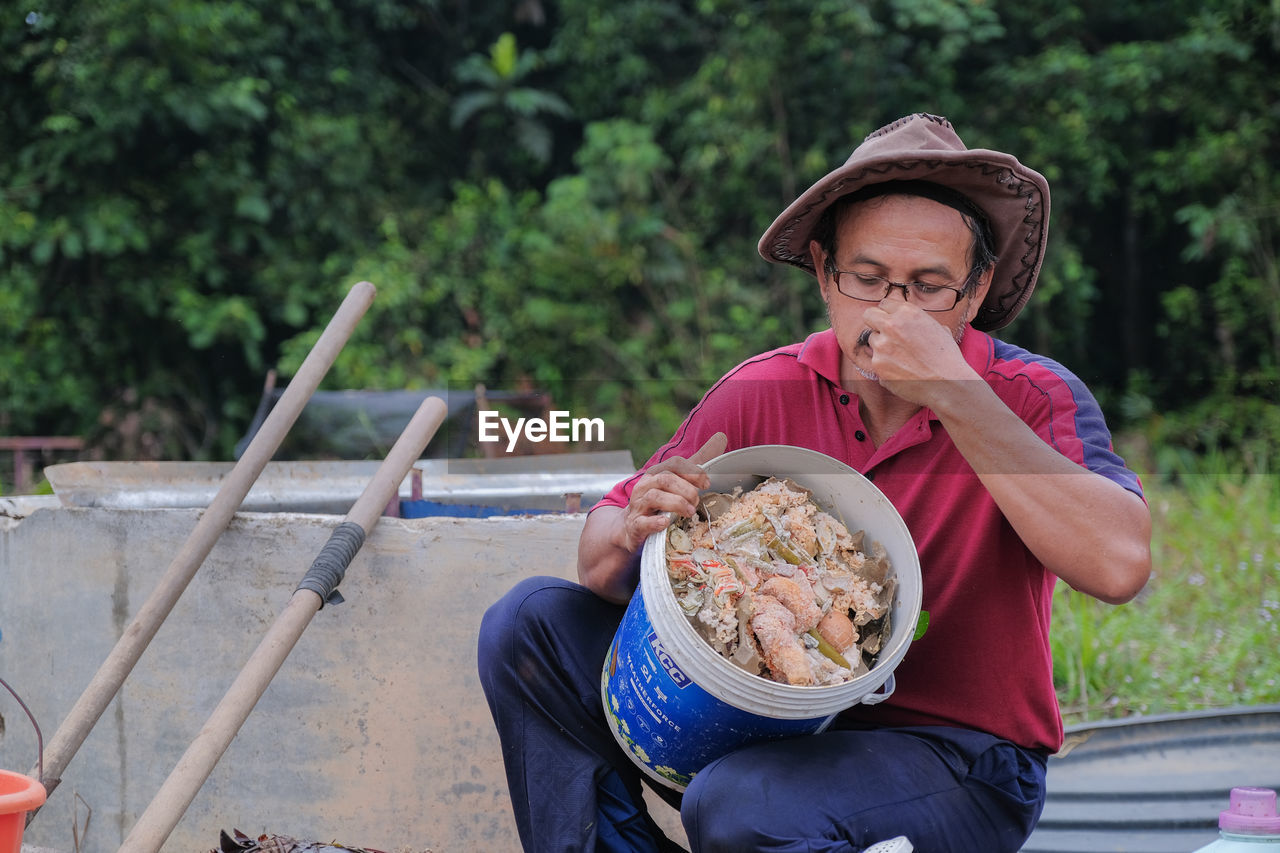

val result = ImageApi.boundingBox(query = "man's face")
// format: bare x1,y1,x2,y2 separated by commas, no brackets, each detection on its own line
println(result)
809,193,992,383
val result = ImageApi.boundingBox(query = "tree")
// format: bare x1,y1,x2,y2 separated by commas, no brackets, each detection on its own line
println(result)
0,0,452,454
983,1,1280,400
451,32,573,173
4,0,1278,467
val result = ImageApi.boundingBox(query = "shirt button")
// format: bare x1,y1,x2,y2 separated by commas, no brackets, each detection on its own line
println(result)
854,430,866,442
839,394,850,405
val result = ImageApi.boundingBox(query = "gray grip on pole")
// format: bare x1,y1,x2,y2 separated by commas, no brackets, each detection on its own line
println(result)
296,521,367,607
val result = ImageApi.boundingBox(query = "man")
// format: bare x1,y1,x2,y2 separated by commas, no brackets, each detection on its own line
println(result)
478,113,1152,853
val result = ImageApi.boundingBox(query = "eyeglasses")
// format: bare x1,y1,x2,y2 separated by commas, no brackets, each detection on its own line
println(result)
829,269,970,312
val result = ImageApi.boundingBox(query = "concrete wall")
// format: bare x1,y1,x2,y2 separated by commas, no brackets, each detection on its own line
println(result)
0,503,683,852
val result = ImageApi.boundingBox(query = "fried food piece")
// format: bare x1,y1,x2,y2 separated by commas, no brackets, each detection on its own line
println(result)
759,575,822,633
750,595,813,686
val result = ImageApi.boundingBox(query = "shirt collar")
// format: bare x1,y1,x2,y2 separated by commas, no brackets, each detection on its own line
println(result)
796,329,845,387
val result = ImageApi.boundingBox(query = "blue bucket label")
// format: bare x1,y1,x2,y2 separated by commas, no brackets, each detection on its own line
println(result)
601,587,831,790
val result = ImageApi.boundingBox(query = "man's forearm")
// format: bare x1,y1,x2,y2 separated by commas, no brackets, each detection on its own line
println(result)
577,505,643,604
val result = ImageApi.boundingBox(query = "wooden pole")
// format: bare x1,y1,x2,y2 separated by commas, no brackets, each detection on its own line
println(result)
119,396,447,853
29,282,377,809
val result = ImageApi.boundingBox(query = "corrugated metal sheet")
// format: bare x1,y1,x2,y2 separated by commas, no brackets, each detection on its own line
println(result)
1022,705,1280,853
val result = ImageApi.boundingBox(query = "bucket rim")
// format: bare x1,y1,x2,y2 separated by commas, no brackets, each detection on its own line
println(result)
0,769,46,813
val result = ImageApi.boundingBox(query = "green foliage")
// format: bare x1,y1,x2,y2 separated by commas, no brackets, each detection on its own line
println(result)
3,0,1279,472
0,0,452,454
284,118,790,452
985,1,1279,399
1127,393,1280,483
452,32,573,169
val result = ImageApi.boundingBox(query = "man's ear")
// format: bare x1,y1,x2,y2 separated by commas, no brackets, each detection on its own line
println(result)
809,239,831,302
963,266,996,325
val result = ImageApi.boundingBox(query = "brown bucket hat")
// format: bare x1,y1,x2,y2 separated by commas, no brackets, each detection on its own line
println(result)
758,113,1050,331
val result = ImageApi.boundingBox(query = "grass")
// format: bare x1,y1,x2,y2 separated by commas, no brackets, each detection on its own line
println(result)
1052,460,1280,725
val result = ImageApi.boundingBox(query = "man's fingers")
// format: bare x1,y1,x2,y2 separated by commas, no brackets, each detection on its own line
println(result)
623,510,677,553
634,511,674,538
688,432,728,467
633,476,700,516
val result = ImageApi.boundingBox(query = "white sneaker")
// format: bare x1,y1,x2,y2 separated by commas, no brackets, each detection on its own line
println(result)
861,837,913,853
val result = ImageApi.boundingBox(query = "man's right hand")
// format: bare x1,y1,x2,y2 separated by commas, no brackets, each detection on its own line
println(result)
577,431,727,603
618,431,728,552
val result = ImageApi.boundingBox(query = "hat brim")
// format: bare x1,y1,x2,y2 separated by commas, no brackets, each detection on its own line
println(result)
758,149,1050,332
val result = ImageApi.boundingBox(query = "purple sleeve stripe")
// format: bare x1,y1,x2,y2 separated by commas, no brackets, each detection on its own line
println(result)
991,341,1144,498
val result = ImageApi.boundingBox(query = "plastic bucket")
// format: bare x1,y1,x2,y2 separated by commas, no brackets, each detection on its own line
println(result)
0,770,45,853
600,445,922,790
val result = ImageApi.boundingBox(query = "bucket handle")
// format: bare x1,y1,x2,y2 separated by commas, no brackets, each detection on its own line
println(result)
0,676,43,783
858,674,896,706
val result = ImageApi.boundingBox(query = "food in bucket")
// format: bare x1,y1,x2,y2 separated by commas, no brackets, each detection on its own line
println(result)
666,477,894,686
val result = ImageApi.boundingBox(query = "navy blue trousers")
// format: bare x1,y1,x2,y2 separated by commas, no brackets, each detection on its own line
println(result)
477,576,1047,853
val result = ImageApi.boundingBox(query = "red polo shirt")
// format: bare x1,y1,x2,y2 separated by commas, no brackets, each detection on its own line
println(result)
595,328,1143,752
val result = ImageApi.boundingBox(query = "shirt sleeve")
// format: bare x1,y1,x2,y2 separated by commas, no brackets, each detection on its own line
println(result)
992,348,1144,499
